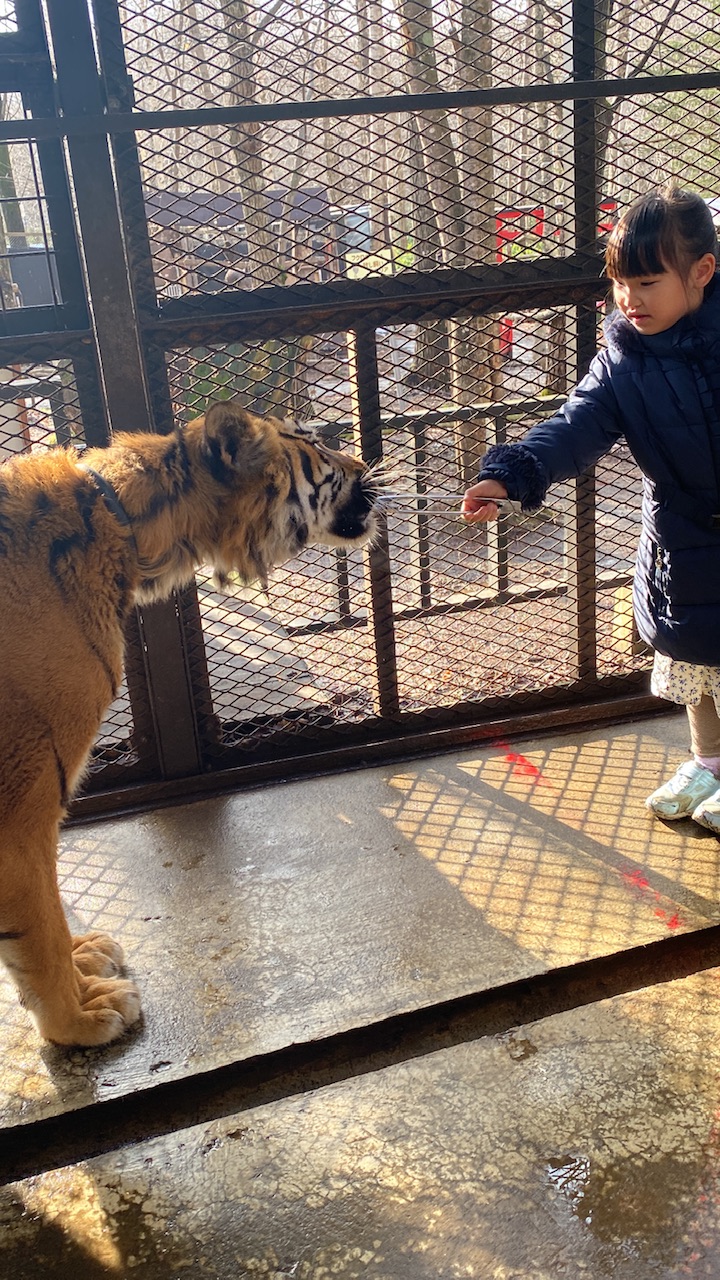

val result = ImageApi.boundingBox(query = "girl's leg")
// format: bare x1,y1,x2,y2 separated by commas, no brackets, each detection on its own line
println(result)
646,699,720,820
688,695,720,769
687,697,720,832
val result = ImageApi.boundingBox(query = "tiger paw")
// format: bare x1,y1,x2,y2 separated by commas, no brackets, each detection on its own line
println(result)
36,973,142,1047
71,931,125,978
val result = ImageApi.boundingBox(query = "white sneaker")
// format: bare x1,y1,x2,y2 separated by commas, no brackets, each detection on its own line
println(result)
692,786,720,834
646,760,720,820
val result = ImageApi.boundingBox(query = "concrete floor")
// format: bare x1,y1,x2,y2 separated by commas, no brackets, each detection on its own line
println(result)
2,710,720,1276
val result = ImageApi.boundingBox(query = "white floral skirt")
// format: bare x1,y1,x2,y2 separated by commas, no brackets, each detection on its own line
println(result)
651,652,720,715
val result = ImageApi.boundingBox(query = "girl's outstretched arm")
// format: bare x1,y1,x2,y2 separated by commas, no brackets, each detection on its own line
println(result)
474,350,624,512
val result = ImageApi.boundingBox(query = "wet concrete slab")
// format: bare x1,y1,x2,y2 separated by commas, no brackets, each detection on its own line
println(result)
2,709,719,1132
3,964,720,1278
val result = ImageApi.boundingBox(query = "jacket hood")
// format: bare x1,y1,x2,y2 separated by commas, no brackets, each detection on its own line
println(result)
603,272,720,359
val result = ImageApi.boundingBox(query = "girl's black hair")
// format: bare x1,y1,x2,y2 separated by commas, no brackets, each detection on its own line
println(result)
605,181,719,279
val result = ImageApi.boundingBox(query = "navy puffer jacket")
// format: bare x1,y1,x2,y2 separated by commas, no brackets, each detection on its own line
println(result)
478,276,720,664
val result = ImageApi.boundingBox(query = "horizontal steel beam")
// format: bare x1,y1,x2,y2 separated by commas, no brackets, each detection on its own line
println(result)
0,328,93,362
71,686,661,821
144,258,608,345
0,70,719,141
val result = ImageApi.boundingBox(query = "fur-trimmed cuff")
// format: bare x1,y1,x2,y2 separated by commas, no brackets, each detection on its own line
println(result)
478,443,548,512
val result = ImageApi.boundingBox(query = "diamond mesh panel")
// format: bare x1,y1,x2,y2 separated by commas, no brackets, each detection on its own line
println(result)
168,332,346,422
0,359,82,455
168,338,377,754
137,108,576,298
378,305,651,708
117,2,720,298
379,311,577,710
118,0,572,110
167,303,652,757
606,89,720,200
0,96,63,311
118,1,720,111
195,558,375,753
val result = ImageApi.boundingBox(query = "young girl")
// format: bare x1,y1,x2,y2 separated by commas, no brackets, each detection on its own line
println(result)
462,181,720,831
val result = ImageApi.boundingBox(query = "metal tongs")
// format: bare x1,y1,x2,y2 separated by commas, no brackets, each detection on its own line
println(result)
375,491,510,511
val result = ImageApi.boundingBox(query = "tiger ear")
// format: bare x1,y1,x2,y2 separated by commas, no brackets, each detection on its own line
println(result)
201,401,271,480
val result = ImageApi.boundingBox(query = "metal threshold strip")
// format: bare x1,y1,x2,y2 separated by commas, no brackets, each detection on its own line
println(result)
1,922,719,1188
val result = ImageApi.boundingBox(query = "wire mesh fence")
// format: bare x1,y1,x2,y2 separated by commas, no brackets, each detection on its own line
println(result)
115,0,720,298
0,0,716,794
165,306,648,767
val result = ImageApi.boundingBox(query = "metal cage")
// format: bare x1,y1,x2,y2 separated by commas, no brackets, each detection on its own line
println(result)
1,0,715,812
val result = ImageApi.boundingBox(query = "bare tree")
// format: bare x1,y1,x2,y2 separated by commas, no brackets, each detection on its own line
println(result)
223,0,280,287
598,0,687,196
448,0,501,483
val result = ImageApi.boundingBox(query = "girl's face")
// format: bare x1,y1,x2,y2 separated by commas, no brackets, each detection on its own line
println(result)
610,252,716,335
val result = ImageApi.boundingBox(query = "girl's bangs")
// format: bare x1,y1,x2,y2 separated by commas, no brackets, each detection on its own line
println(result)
606,205,670,278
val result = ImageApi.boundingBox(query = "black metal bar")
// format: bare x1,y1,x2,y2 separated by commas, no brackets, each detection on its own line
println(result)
321,421,354,622
43,0,204,781
264,557,648,640
490,415,510,599
572,0,598,254
91,0,154,323
176,586,223,766
43,0,151,432
70,340,112,448
411,417,433,611
92,0,221,746
335,549,353,623
280,577,572,637
0,330,91,361
0,304,86,339
572,2,600,680
376,395,566,432
6,0,89,333
139,274,607,353
20,110,90,333
68,686,663,821
575,472,600,681
353,325,401,719
1,70,719,140
137,599,203,778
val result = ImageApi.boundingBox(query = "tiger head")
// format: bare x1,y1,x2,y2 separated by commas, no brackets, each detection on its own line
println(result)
195,402,379,590
91,400,381,602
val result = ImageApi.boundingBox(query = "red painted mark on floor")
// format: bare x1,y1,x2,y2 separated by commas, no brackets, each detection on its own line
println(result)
619,865,685,930
492,740,554,788
622,868,650,893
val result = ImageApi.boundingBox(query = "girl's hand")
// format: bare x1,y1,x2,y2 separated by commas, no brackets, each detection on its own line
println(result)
461,479,508,523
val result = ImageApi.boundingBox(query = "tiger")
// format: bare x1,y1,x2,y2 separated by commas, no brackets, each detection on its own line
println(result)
0,400,379,1047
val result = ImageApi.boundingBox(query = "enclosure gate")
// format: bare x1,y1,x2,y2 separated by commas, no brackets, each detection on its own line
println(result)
0,0,716,813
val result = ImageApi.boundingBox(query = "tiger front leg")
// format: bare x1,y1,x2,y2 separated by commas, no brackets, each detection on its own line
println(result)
0,824,141,1047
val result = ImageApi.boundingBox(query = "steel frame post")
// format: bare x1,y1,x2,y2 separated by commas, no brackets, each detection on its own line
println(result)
91,0,217,766
351,325,401,719
44,0,203,779
572,0,599,682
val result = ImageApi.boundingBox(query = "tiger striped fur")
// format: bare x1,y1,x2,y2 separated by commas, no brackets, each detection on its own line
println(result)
0,401,378,1046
